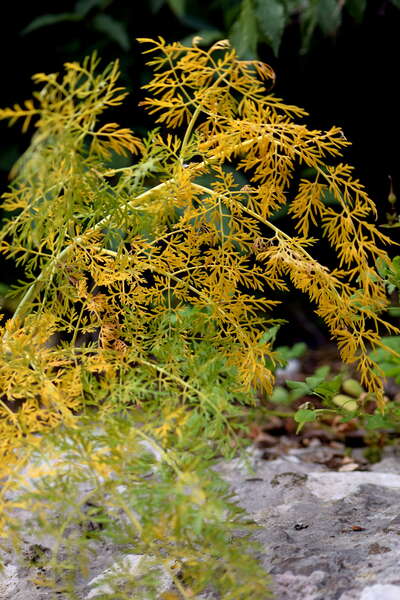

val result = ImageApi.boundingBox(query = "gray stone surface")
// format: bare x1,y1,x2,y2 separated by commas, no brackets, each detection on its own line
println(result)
217,446,400,600
84,554,176,599
2,444,400,599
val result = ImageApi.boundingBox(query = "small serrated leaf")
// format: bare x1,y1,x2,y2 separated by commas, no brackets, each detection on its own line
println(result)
294,408,317,433
294,408,317,423
255,0,286,55
305,365,330,388
314,374,342,401
289,342,307,359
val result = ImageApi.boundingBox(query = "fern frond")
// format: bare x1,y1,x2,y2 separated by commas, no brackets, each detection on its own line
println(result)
0,39,397,597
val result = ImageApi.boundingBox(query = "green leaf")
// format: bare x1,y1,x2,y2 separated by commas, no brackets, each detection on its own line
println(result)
365,414,391,430
345,0,367,22
22,13,81,34
321,188,341,206
317,0,342,35
375,257,390,279
255,0,286,55
390,0,400,8
295,408,317,423
290,342,307,358
275,341,306,362
270,386,290,404
167,0,185,18
294,408,317,433
230,0,259,58
259,325,281,345
304,365,330,389
92,14,130,50
392,255,400,272
286,380,311,396
314,374,342,401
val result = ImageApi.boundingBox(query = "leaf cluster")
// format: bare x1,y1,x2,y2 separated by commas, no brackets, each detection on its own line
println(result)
22,0,400,58
0,38,397,597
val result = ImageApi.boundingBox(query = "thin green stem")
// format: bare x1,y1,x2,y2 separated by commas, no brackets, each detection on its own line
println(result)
137,357,237,438
180,104,202,162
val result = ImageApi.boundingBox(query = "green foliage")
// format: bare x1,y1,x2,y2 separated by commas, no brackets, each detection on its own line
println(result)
287,366,341,402
275,256,400,439
370,255,400,381
288,366,343,432
230,0,259,58
370,337,400,384
377,255,400,299
22,0,400,57
22,0,131,51
0,38,397,596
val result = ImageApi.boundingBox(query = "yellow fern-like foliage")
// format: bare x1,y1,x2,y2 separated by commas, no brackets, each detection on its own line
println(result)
0,39,397,481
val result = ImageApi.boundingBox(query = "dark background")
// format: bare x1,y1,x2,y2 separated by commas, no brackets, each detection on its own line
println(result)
1,1,398,199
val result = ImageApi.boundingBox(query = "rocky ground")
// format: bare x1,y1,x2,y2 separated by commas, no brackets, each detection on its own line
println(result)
2,441,400,600
218,443,400,600
2,346,400,599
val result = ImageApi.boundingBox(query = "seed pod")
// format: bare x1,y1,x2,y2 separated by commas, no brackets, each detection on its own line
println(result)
332,394,358,412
